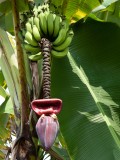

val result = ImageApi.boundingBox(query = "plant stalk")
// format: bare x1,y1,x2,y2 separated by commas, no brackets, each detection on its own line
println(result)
11,0,30,136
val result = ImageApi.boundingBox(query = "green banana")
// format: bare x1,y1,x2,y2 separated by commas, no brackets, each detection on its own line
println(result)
33,17,40,31
33,16,43,37
33,5,38,17
38,12,47,35
61,19,69,31
41,3,49,12
22,29,26,37
25,31,38,46
24,43,40,53
53,30,74,51
44,10,49,19
32,25,41,41
51,48,69,58
28,52,43,61
28,17,34,27
38,5,42,12
47,12,54,37
25,22,32,33
53,15,61,38
52,26,68,46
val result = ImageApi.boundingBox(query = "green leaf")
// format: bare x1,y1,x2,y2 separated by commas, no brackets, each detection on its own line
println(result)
0,113,10,140
53,146,70,160
0,125,9,140
0,150,4,159
92,0,119,12
51,0,119,22
0,28,20,107
0,70,4,86
0,97,14,115
64,0,100,20
0,86,8,98
0,0,11,14
16,0,29,12
5,12,14,33
90,1,120,26
0,113,9,127
51,20,120,159
50,0,63,7
67,52,120,146
0,139,7,149
0,11,14,32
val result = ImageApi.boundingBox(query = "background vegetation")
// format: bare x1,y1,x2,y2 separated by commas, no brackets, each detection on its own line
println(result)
0,0,120,159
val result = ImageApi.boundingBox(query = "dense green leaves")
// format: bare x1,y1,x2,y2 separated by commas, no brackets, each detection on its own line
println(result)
0,0,120,159
51,20,120,159
91,1,120,26
0,28,19,103
50,0,120,22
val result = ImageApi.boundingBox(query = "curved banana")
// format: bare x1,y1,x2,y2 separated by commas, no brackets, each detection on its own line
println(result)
33,5,38,17
33,17,40,31
53,30,74,51
38,12,47,35
61,19,69,31
52,27,67,46
28,52,43,61
25,31,38,46
51,48,69,58
21,29,26,37
38,5,42,12
28,17,34,27
41,3,49,12
24,43,40,53
47,13,54,37
53,15,61,38
25,22,32,33
44,10,49,19
32,25,41,41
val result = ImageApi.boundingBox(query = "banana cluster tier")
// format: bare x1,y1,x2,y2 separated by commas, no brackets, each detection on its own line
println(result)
21,3,74,60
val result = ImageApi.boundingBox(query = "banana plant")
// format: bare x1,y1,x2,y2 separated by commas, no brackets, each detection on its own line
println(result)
0,0,120,159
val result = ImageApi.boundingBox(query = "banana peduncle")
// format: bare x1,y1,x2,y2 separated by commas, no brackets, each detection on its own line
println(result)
40,38,52,99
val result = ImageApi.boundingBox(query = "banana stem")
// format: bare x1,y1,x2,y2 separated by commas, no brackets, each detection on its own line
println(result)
40,38,52,99
11,0,30,136
30,61,40,99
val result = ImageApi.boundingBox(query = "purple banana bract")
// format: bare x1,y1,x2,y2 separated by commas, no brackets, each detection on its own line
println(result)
31,98,62,115
36,114,59,150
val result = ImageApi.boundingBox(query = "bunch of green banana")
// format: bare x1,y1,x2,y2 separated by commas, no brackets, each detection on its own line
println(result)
21,3,74,60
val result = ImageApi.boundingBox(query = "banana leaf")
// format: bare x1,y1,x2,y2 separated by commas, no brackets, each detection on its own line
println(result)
50,0,120,21
51,20,120,159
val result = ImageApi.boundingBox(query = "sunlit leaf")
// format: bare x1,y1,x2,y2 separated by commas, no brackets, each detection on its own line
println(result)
0,28,20,104
0,97,14,115
50,0,119,22
0,86,8,98
92,0,118,12
91,1,120,25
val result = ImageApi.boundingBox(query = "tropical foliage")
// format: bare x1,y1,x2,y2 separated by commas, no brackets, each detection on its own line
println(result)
0,0,120,159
